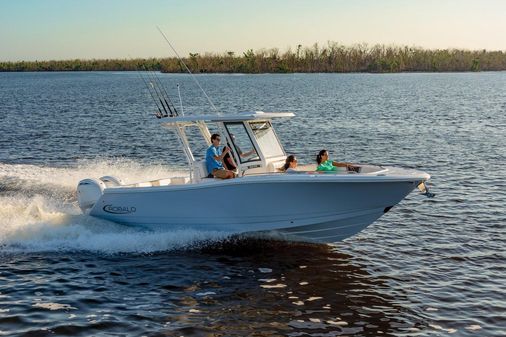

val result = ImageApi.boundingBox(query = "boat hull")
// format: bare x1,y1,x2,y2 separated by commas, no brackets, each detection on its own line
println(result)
88,173,426,243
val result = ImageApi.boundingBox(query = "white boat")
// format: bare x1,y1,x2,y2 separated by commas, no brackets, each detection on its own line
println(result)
77,111,433,243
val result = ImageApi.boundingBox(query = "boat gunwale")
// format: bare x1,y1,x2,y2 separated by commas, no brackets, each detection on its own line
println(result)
102,168,430,195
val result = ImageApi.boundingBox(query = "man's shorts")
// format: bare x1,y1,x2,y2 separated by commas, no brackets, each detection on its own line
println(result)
212,168,230,179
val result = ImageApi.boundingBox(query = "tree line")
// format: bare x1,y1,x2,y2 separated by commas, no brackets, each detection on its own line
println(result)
2,42,506,73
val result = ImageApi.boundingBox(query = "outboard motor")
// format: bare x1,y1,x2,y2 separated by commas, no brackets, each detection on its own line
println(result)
77,179,106,213
99,175,124,187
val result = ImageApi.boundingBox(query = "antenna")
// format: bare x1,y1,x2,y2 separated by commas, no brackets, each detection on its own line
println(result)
156,26,220,114
177,84,184,116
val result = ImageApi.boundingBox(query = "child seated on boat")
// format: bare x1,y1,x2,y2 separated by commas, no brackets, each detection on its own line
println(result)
206,134,236,179
316,149,359,172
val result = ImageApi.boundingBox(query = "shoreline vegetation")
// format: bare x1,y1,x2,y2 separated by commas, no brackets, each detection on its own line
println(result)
2,43,506,73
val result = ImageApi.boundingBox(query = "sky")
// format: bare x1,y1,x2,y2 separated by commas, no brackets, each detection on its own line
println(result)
0,0,505,61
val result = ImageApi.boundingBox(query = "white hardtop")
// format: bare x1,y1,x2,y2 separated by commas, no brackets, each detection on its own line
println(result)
160,111,294,125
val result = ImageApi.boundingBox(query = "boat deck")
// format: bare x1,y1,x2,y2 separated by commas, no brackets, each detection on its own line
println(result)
111,164,392,189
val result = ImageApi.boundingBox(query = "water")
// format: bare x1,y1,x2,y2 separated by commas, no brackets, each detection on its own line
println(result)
0,72,505,336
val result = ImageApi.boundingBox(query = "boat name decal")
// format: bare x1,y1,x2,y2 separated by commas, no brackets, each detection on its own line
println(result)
103,204,137,214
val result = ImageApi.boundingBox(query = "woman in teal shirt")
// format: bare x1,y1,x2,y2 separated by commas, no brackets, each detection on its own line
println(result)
316,149,358,172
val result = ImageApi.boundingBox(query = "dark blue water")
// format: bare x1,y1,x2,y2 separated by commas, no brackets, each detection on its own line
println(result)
0,72,505,336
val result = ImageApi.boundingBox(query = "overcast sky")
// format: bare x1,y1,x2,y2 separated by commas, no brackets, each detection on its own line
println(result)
1,0,505,61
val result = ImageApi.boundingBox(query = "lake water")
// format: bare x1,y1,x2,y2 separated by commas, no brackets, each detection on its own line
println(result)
0,72,505,336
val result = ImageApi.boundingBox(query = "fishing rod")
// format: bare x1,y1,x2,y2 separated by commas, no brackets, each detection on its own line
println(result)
151,81,170,117
151,69,179,117
145,66,179,117
138,61,179,118
147,69,172,116
143,65,170,117
156,26,220,114
132,56,169,118
136,64,165,118
148,72,170,116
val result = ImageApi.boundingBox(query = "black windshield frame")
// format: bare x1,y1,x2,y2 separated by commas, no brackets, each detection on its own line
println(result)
223,122,261,164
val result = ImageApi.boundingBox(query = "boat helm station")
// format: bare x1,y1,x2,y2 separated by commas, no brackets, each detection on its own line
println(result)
163,111,296,182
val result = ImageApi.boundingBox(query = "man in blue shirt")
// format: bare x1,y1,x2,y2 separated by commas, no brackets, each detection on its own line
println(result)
205,134,236,179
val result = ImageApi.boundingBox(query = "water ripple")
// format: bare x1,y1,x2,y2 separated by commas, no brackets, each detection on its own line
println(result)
0,72,505,336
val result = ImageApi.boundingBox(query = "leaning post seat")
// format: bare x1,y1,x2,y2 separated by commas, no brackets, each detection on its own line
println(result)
194,160,211,181
267,158,287,173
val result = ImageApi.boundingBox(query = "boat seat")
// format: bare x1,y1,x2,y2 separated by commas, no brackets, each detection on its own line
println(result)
267,160,286,173
195,160,212,180
171,177,190,185
158,178,172,186
149,178,172,186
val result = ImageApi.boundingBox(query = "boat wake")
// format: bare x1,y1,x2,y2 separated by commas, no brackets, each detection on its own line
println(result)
0,160,230,253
